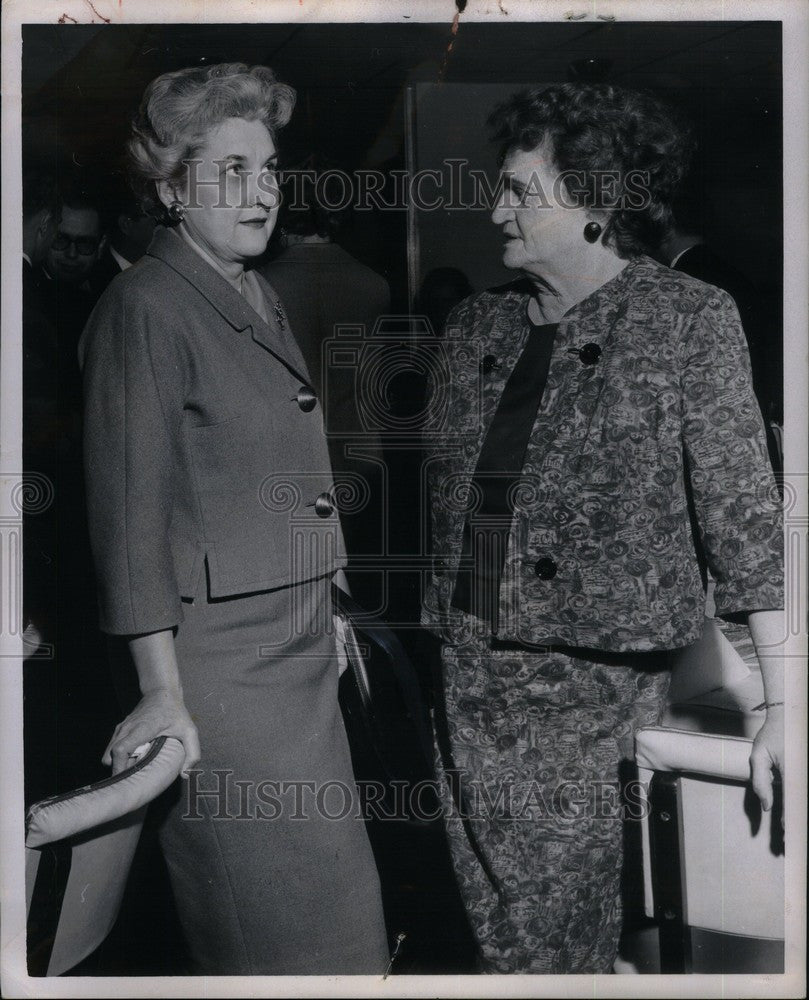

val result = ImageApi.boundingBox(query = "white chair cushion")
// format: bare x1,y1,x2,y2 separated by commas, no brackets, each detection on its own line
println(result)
26,736,185,847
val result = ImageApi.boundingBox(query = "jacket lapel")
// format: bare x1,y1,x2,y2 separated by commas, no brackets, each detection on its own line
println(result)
147,228,311,383
525,258,641,476
250,271,312,383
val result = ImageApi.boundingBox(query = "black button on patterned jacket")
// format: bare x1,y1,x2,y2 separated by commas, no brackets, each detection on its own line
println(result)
421,256,783,652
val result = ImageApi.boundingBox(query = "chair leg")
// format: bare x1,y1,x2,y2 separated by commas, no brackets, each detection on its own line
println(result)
648,772,691,973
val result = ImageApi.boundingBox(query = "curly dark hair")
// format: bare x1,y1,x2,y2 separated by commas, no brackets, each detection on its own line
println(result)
488,84,696,258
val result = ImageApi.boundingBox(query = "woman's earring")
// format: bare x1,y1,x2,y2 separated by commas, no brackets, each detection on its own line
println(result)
583,221,602,244
167,200,186,223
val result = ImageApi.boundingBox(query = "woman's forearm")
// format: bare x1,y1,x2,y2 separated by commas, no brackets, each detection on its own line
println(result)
747,608,785,706
747,608,785,812
128,629,184,695
104,628,199,774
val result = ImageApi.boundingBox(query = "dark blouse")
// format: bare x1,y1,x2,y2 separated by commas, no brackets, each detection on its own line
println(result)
452,321,558,629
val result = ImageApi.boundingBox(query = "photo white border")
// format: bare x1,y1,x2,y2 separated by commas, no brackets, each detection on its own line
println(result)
2,1,806,997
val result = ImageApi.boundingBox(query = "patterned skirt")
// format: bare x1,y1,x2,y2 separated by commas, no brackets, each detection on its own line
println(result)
435,623,671,974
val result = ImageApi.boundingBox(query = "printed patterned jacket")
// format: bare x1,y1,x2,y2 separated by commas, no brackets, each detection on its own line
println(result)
421,255,783,652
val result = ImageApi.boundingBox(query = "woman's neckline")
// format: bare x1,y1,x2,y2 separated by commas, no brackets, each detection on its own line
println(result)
525,256,634,325
176,225,245,293
527,319,558,333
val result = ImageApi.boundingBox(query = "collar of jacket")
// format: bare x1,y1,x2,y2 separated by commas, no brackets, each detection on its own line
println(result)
146,226,310,383
466,257,652,443
537,254,650,341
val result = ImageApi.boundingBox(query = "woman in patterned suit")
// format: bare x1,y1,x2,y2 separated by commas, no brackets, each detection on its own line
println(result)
421,84,784,973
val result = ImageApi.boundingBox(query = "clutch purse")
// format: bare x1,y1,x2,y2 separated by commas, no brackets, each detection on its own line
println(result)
332,585,435,803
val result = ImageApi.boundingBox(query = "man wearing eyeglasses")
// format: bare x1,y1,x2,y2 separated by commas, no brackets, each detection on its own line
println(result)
37,179,109,377
44,202,107,289
31,173,116,803
38,180,109,415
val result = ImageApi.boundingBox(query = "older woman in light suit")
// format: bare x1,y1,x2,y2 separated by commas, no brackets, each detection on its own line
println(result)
80,63,388,975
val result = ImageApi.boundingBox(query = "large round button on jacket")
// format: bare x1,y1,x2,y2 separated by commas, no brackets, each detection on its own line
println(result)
295,385,318,412
578,343,601,365
534,557,558,580
314,492,334,518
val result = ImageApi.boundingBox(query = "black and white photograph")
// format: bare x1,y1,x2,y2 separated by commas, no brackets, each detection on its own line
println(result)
1,1,806,996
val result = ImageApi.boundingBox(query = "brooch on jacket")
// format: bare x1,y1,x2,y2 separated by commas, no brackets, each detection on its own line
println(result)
274,300,286,330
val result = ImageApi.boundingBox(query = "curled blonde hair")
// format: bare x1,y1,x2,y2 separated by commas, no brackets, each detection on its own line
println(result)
127,62,295,218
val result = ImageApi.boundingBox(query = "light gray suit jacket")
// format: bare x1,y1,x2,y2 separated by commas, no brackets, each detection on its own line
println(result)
80,227,346,635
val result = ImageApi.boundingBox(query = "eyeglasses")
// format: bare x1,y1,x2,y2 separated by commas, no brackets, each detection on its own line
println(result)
52,233,100,255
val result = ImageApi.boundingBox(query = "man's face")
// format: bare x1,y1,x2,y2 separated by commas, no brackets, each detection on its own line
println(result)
45,205,104,285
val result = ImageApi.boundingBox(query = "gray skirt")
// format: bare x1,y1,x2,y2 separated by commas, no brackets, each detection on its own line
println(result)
156,571,388,975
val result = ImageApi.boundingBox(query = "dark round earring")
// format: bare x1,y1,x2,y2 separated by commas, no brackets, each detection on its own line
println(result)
583,221,602,244
167,200,186,223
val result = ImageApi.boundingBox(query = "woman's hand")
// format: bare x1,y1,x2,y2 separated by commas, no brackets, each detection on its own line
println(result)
750,705,784,813
103,687,201,776
746,610,786,816
104,628,200,776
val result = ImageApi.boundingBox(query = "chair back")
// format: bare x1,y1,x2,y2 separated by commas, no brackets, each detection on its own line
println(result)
26,735,185,976
635,726,784,972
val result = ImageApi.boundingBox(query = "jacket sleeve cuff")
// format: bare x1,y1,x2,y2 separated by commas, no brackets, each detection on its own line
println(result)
97,600,185,637
712,578,784,619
